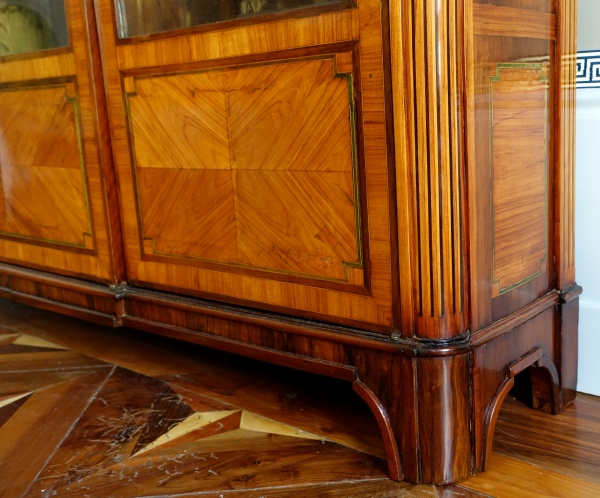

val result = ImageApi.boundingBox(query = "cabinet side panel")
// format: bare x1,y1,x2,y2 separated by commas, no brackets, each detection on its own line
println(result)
467,0,558,328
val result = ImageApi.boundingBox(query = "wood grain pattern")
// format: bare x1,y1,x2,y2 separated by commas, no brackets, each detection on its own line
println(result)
234,170,357,279
462,452,600,497
0,84,91,246
490,64,549,297
0,0,580,488
0,165,90,247
97,0,396,328
0,52,76,83
0,350,108,373
493,395,600,485
465,2,557,329
128,58,359,280
162,371,387,460
473,3,556,40
127,72,230,170
0,0,123,283
390,0,465,339
0,393,30,430
115,9,360,70
555,0,577,289
471,308,556,471
473,0,554,13
0,300,592,495
138,169,238,262
164,482,490,498
0,327,392,497
0,369,111,497
417,355,471,484
0,85,81,170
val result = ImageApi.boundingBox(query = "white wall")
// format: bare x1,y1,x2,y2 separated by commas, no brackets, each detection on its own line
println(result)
579,0,600,52
576,0,600,396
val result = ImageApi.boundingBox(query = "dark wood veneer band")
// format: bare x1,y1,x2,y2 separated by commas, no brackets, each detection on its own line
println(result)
0,262,115,298
120,315,358,382
0,286,118,327
0,264,578,357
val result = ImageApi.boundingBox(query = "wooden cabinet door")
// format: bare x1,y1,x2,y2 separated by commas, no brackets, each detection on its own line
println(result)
0,0,123,284
96,0,398,331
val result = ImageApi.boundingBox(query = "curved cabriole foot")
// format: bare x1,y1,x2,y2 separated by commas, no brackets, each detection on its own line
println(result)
352,380,403,481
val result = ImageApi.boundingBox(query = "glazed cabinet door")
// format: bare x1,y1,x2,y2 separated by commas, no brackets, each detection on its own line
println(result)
96,0,399,331
0,0,123,283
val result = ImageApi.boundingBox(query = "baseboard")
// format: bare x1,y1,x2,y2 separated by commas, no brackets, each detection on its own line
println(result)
578,301,600,396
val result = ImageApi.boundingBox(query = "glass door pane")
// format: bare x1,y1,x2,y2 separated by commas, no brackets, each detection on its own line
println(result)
0,0,68,57
115,0,350,38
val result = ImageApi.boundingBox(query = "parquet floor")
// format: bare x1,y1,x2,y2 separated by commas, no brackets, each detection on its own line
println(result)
0,298,599,497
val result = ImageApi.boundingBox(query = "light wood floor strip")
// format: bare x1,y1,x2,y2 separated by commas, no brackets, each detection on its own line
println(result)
460,453,600,497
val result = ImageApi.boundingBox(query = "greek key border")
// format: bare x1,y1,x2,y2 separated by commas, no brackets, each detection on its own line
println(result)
577,50,600,89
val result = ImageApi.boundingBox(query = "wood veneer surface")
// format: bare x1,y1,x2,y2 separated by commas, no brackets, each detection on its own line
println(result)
0,298,597,497
0,0,124,284
97,0,397,330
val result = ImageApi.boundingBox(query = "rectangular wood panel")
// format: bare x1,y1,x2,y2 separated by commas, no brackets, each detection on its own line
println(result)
466,1,557,328
0,84,92,248
127,57,360,281
491,64,549,297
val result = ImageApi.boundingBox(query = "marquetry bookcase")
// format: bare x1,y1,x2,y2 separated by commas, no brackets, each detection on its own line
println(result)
0,0,578,485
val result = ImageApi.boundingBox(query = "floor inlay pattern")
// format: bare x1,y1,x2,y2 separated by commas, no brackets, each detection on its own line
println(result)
0,299,599,497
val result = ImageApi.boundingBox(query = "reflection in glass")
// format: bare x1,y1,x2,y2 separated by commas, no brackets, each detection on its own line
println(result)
115,0,349,39
0,0,68,57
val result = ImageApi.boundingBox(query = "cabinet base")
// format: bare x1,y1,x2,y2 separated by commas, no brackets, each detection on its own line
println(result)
0,263,580,484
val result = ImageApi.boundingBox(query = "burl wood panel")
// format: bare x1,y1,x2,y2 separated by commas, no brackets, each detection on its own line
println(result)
490,65,549,297
0,84,91,247
127,58,359,280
